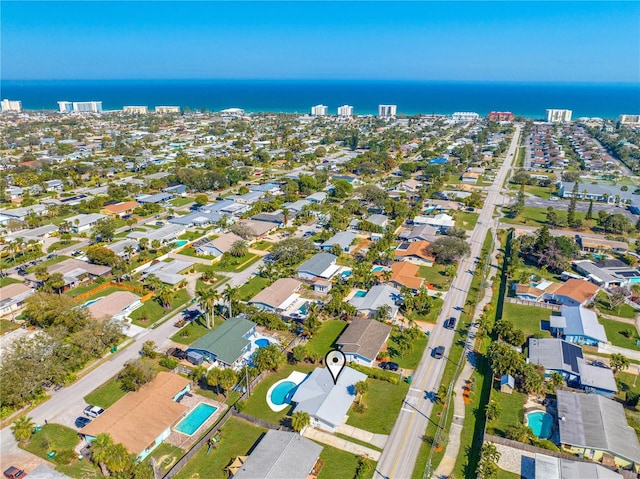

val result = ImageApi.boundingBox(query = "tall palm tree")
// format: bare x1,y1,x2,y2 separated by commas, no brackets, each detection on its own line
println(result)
90,433,114,476
156,285,174,309
124,245,135,277
11,416,35,445
223,284,239,319
197,288,221,329
145,274,162,292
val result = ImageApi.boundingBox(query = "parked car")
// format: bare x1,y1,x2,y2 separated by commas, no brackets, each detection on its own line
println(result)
433,346,445,359
71,250,83,257
380,361,399,371
3,467,26,479
84,405,105,418
444,317,456,330
167,347,187,360
75,417,92,429
17,269,28,276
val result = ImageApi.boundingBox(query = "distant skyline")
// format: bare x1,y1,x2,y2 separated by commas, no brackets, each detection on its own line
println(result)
2,1,639,83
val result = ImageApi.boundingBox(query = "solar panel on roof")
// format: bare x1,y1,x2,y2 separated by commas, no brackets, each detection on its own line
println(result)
561,341,583,373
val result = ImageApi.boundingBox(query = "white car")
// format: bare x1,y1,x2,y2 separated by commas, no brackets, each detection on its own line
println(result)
84,405,105,418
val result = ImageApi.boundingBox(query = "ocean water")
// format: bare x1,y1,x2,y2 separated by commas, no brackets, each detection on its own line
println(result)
1,79,638,119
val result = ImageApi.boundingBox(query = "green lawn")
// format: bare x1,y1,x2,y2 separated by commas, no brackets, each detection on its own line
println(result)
599,316,640,351
407,297,444,324
306,320,348,358
596,292,638,319
84,377,128,408
502,303,552,338
497,469,521,479
501,206,590,229
524,184,555,200
143,442,184,475
346,378,409,434
179,247,216,260
170,314,224,345
242,363,316,425
174,417,266,479
212,253,261,272
130,289,191,327
417,264,449,289
252,240,272,251
178,231,205,241
22,424,83,465
486,389,527,437
316,444,367,479
0,276,21,287
455,211,479,231
47,240,80,252
1,319,20,334
388,335,428,369
24,255,68,273
237,276,270,301
616,371,640,402
170,197,194,207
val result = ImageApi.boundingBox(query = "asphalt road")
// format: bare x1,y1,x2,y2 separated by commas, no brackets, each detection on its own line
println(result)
374,124,522,479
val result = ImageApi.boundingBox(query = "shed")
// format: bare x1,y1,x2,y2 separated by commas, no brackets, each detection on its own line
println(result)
500,374,515,394
187,351,203,366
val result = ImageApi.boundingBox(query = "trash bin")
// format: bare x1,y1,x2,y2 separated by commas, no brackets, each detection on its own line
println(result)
110,346,118,353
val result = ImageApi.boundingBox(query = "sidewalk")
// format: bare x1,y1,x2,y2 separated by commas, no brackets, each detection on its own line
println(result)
335,423,388,449
302,427,381,461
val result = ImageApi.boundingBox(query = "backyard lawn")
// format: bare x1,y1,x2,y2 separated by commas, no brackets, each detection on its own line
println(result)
240,363,316,425
306,320,348,358
84,377,128,408
130,289,191,327
599,317,640,351
143,442,185,475
170,314,224,345
170,197,194,207
501,303,552,338
485,390,527,438
179,247,216,260
346,377,409,434
237,276,270,301
417,264,449,289
596,292,638,319
317,444,369,479
174,417,266,479
178,231,205,241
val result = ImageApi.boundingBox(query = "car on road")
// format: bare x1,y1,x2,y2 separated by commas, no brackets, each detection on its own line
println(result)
84,405,105,418
302,231,313,238
380,361,399,371
444,317,456,330
433,346,445,359
17,269,28,276
3,467,26,479
75,416,92,429
71,250,83,257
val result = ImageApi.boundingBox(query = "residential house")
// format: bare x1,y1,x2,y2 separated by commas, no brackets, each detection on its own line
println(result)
413,214,455,232
232,191,266,205
195,232,244,258
349,284,401,320
186,317,257,369
163,184,188,195
0,283,35,316
399,224,440,243
44,179,64,192
25,258,111,289
534,453,622,479
169,210,223,227
100,201,139,218
250,182,282,195
394,241,434,266
389,261,423,291
336,319,392,366
128,224,185,245
239,219,279,238
460,171,479,184
1,204,47,222
141,259,192,286
251,211,285,226
550,306,608,348
4,224,58,244
528,338,617,397
320,231,357,253
297,253,340,281
307,192,327,204
557,389,640,472
136,192,173,204
248,278,302,313
291,366,367,432
547,279,600,306
573,260,640,289
85,291,143,322
81,372,191,460
233,431,323,479
366,214,389,229
65,213,108,233
106,239,139,257
285,200,311,216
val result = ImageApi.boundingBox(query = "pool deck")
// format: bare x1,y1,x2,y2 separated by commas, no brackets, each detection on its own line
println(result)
165,393,226,450
266,371,309,412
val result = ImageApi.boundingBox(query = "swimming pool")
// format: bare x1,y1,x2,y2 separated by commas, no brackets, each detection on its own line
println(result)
354,290,367,298
174,403,218,436
270,381,297,406
298,303,309,315
82,297,103,308
175,240,188,247
371,266,384,272
341,270,352,277
526,411,553,439
254,338,270,348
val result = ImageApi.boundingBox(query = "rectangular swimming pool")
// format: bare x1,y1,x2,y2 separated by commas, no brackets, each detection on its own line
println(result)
174,403,218,436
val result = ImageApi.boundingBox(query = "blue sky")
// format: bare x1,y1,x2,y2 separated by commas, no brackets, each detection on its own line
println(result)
2,1,639,82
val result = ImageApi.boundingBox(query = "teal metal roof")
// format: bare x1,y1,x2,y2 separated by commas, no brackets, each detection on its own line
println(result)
188,317,256,365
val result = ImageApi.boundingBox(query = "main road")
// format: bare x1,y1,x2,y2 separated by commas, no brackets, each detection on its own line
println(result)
375,124,522,479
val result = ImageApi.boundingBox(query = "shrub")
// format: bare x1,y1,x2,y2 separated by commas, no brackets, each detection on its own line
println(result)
159,357,179,369
627,391,640,407
54,449,77,465
234,400,246,413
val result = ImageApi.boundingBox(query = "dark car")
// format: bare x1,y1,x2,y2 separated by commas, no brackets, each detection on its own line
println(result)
444,317,456,330
17,269,28,276
3,467,26,479
380,362,399,371
75,416,92,429
167,347,187,360
433,346,445,359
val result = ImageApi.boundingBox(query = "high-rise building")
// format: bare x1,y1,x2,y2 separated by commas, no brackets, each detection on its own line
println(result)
619,114,640,127
155,106,181,114
546,109,572,123
337,105,354,117
73,101,103,113
123,106,149,114
58,101,73,113
452,112,480,122
311,104,328,116
1,99,22,112
378,104,397,118
488,111,514,122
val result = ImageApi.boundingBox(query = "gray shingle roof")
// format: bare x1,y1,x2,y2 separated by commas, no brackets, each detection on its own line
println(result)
561,306,607,344
528,338,583,376
557,389,640,465
297,253,337,277
233,431,322,479
337,319,392,362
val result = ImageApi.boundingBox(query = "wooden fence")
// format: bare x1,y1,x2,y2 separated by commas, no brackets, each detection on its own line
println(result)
505,297,562,311
73,281,148,303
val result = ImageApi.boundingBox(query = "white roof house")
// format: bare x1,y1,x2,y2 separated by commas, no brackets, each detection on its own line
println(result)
291,366,367,432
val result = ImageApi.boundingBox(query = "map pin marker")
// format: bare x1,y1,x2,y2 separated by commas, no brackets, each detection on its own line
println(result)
325,349,346,385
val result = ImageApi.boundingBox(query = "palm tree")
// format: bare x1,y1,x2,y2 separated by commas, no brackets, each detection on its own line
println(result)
90,433,114,476
291,411,310,432
354,380,369,407
139,237,149,251
229,240,248,258
11,416,35,445
197,288,220,329
145,274,162,292
124,245,135,277
223,284,239,319
156,285,174,309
